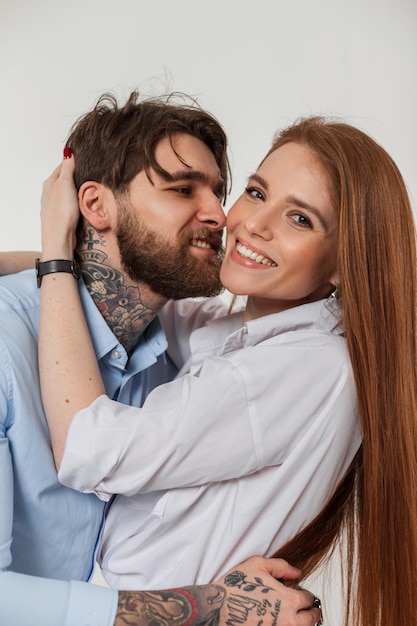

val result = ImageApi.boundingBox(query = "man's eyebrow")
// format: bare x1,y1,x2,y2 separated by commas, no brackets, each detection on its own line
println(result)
166,169,225,195
248,173,328,228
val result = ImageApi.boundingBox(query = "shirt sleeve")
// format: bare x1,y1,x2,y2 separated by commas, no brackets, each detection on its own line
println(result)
0,333,15,570
0,416,13,571
59,333,359,500
0,331,117,626
0,571,118,626
60,357,258,499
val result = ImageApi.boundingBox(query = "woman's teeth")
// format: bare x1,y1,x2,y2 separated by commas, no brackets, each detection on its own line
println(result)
236,242,277,266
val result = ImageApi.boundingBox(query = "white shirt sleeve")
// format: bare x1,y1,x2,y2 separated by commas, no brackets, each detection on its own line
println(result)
60,357,258,499
59,331,358,501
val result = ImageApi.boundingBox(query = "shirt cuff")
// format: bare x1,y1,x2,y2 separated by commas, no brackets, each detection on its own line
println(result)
0,571,118,626
67,580,118,626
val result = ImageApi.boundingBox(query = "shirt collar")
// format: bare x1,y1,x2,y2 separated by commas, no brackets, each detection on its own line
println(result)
194,297,344,356
243,297,343,345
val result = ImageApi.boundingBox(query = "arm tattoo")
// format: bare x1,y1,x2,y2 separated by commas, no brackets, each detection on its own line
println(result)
116,585,225,626
115,572,281,626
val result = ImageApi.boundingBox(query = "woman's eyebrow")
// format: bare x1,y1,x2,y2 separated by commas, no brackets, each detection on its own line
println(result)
248,173,268,190
286,194,328,228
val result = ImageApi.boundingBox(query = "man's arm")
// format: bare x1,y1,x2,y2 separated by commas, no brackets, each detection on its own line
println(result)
1,558,321,626
115,557,322,626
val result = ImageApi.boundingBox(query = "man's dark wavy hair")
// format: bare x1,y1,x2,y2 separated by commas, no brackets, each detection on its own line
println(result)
66,90,231,202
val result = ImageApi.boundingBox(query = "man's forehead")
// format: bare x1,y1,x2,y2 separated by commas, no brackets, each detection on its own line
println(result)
154,134,222,182
155,134,215,165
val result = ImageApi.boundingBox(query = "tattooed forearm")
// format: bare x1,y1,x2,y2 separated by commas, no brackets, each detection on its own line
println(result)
116,589,193,626
115,585,225,626
114,572,283,626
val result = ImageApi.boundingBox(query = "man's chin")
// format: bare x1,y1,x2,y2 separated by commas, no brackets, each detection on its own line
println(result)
170,272,224,300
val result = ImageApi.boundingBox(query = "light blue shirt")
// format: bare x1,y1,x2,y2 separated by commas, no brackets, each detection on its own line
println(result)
0,269,176,625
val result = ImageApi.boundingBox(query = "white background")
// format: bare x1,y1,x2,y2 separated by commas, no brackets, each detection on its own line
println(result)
1,0,416,622
0,0,416,251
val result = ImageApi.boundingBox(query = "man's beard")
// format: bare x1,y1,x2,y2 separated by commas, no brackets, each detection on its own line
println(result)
116,203,224,300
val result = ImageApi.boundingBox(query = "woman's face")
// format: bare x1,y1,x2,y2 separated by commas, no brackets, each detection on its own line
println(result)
221,141,339,321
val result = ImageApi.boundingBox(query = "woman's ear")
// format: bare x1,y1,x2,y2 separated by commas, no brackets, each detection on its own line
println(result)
78,181,116,231
328,274,340,299
329,267,339,290
326,266,340,298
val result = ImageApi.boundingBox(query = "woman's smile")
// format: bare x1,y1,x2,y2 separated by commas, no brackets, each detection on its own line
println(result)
234,239,278,268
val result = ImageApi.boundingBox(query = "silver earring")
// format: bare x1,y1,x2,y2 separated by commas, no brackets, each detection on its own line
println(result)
330,284,340,299
325,284,341,312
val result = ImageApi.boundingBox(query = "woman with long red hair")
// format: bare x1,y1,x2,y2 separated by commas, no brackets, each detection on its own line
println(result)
34,115,417,626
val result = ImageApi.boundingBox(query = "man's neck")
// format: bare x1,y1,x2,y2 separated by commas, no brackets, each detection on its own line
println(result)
75,238,167,353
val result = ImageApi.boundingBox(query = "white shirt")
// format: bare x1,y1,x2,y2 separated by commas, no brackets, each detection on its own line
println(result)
59,297,362,589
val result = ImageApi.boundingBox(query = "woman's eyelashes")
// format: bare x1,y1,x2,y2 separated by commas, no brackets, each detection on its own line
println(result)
245,186,265,200
245,186,313,230
290,213,313,228
244,182,316,231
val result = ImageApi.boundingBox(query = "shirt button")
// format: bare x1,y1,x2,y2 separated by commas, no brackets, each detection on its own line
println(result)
112,349,122,359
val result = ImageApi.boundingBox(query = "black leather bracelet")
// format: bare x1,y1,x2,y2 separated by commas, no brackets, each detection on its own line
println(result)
35,258,81,288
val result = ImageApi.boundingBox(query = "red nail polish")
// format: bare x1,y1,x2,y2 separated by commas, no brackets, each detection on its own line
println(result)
63,146,72,159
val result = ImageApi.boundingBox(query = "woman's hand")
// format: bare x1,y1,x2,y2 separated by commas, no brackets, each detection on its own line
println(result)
40,149,79,261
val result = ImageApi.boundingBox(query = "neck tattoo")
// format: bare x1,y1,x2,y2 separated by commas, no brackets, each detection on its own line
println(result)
77,236,156,352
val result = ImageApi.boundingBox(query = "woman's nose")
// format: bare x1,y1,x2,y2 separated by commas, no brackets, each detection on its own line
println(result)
244,207,274,239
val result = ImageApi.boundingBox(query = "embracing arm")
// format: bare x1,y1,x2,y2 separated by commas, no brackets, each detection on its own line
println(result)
0,251,39,275
39,271,104,465
115,557,322,626
39,156,358,502
0,558,321,626
38,156,105,466
38,158,254,482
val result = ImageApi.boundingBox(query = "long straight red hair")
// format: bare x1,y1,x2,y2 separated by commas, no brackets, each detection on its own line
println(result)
268,117,417,626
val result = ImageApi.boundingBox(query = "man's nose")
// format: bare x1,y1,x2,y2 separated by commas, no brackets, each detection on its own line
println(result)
195,194,227,230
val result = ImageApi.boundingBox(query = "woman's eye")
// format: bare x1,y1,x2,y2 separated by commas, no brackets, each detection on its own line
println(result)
245,186,264,200
291,213,313,228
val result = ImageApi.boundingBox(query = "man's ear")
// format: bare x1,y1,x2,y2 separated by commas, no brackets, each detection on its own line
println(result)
78,181,117,231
